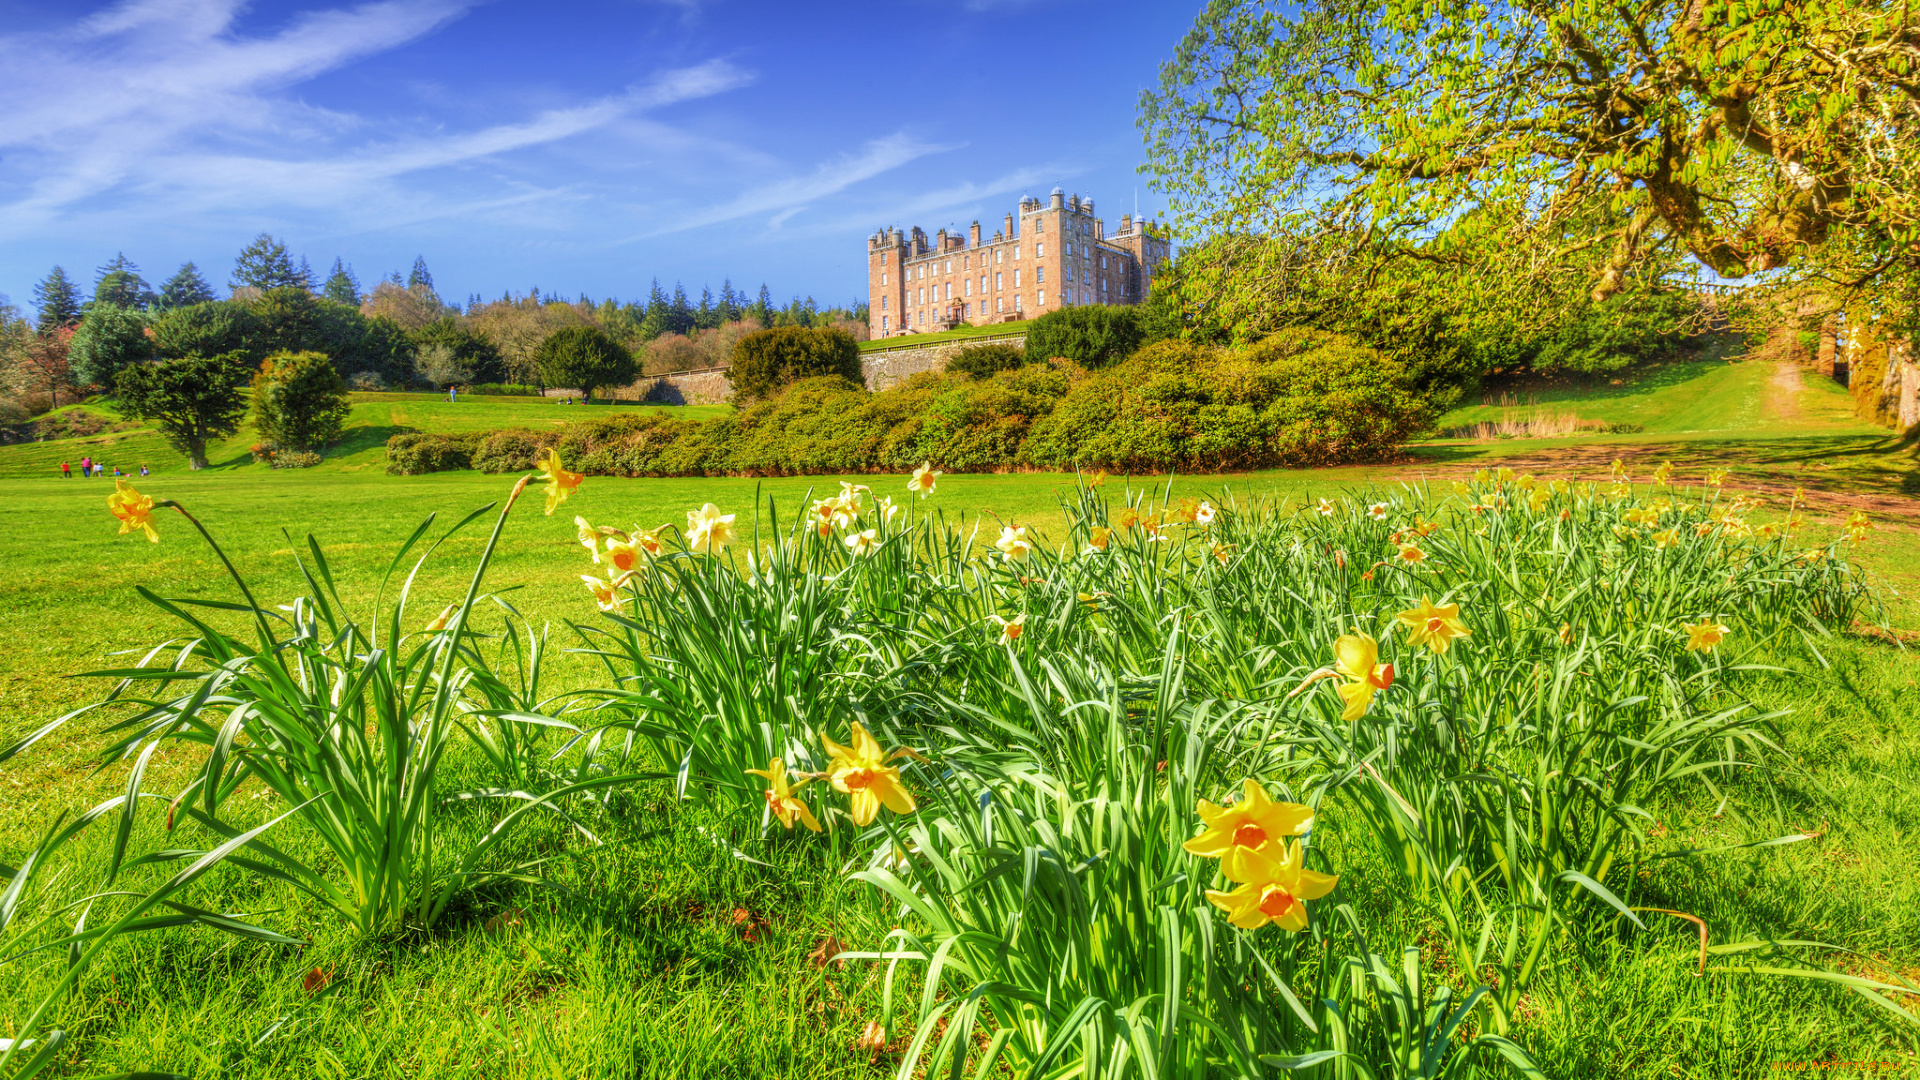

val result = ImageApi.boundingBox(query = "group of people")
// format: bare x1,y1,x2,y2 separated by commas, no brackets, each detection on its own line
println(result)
62,457,147,479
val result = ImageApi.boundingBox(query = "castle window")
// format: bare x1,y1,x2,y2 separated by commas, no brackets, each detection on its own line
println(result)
1015,295,1023,312
881,296,888,310
996,298,1003,312
995,272,1002,290
1066,243,1074,257
995,250,1002,264
1014,269,1021,287
944,282,952,299
1036,242,1044,258
1036,267,1045,283
1038,290,1046,306
1101,279,1108,292
881,273,887,285
979,275,986,293
964,279,972,296
882,316,889,332
1100,255,1107,269
945,259,952,273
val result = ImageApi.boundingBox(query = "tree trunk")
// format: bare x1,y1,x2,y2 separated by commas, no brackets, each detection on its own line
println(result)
189,439,207,470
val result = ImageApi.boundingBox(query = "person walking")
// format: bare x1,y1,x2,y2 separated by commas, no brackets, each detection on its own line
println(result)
61,460,71,478
80,456,92,478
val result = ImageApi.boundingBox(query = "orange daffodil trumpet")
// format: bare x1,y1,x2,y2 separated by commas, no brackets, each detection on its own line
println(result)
1396,596,1469,654
535,449,582,516
108,479,159,541
844,529,880,557
746,758,822,833
1183,778,1313,876
581,571,636,611
907,462,942,498
988,612,1026,643
821,722,917,827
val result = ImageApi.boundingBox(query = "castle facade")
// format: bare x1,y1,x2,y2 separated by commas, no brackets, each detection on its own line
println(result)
865,188,1169,339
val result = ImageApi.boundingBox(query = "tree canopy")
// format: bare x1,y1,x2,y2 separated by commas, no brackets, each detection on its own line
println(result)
252,351,351,452
1141,0,1920,311
68,305,153,389
116,352,252,469
159,263,217,309
33,268,81,331
534,326,637,401
727,326,862,404
232,234,313,292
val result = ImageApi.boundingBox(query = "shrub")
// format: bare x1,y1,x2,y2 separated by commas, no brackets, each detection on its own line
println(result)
252,351,352,452
535,326,637,401
470,429,543,473
944,342,1026,379
1529,291,1692,375
893,362,1078,471
728,326,863,403
725,377,901,476
69,305,153,388
1021,305,1144,369
272,450,324,469
348,371,387,391
1022,330,1433,470
384,432,480,475
467,383,542,396
411,317,503,384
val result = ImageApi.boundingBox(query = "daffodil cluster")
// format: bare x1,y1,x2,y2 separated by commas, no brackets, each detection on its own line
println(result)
748,722,919,832
1183,779,1336,932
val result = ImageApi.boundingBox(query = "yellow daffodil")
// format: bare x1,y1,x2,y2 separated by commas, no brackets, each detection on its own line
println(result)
1653,461,1674,486
632,526,665,556
108,479,159,542
1174,497,1201,523
423,604,457,633
808,498,838,537
995,525,1033,562
1473,468,1490,485
988,612,1026,643
1367,502,1389,520
1396,596,1469,654
535,449,582,516
907,462,942,498
1551,478,1570,494
1625,507,1660,526
1610,459,1629,482
1683,618,1729,652
820,722,916,827
1086,470,1107,488
581,571,634,611
575,516,603,562
604,534,643,574
1611,524,1636,540
844,528,879,557
1496,466,1514,486
876,496,903,527
1515,473,1537,491
745,757,822,833
1705,467,1728,486
1183,778,1314,879
1211,541,1234,565
1651,527,1679,549
1411,517,1442,537
1397,543,1427,564
1086,525,1111,551
1450,481,1471,497
1333,634,1394,721
1528,488,1552,513
1116,506,1141,529
685,503,736,554
1205,839,1338,932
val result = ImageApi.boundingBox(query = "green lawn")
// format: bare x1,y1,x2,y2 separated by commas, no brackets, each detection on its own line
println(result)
858,321,1030,351
3,359,1918,1077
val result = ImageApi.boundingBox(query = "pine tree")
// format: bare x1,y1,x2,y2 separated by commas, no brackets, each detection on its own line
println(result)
231,234,306,291
408,256,433,291
33,267,81,330
158,263,217,309
322,258,361,306
92,254,155,310
753,284,773,327
670,283,693,336
718,279,740,323
696,286,716,331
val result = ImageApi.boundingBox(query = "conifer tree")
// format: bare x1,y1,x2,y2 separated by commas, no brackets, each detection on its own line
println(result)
670,283,693,336
231,234,307,292
93,254,156,310
322,258,361,306
33,267,81,330
158,263,217,309
408,256,434,292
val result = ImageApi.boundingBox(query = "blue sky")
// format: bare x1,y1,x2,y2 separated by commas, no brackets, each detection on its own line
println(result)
0,0,1199,313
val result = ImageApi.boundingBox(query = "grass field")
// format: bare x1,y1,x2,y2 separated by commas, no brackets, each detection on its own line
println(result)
2,358,1917,1078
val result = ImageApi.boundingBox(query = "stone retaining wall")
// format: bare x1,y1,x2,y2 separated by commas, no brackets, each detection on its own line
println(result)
558,332,1029,406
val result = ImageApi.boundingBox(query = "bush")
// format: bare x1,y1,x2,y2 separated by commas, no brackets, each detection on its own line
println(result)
728,326,863,403
470,429,543,473
466,383,543,397
253,351,352,452
384,432,481,475
944,342,1027,379
411,317,503,384
1529,291,1692,375
69,305,153,388
272,450,324,469
348,371,386,391
535,326,637,401
1021,305,1144,369
1022,330,1433,471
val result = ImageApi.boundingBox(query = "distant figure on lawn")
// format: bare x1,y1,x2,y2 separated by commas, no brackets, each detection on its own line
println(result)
139,464,149,477
61,460,70,478
80,456,92,477
448,386,457,404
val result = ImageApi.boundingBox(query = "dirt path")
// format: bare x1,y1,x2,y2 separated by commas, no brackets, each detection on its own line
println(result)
1767,359,1804,422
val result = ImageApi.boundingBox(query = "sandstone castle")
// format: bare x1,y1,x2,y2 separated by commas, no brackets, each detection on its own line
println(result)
865,188,1169,339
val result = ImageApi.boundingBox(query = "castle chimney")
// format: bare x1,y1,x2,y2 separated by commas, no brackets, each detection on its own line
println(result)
969,220,981,246
1120,214,1131,233
1004,212,1014,237
1094,218,1103,240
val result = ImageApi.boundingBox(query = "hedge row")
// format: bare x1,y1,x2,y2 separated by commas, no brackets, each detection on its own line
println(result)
386,330,1436,477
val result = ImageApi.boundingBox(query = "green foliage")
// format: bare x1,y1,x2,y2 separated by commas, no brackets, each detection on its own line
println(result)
231,233,311,292
158,262,217,309
91,253,155,311
384,431,480,475
151,300,259,364
1022,304,1144,368
413,317,504,384
726,325,862,403
67,304,152,388
1023,331,1435,470
321,258,361,306
534,325,638,401
252,350,351,453
248,287,414,384
31,266,81,330
1530,292,1692,375
943,341,1026,379
470,429,542,473
113,352,252,469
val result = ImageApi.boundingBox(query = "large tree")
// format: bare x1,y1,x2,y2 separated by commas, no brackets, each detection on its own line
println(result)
1141,0,1920,307
93,254,156,311
534,325,637,401
159,263,217,309
152,301,260,363
231,234,312,292
321,258,361,306
33,267,81,331
252,350,351,452
68,304,153,389
115,352,252,469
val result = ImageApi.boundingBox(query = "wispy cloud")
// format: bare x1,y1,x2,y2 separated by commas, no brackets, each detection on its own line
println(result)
0,0,752,240
637,133,956,238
